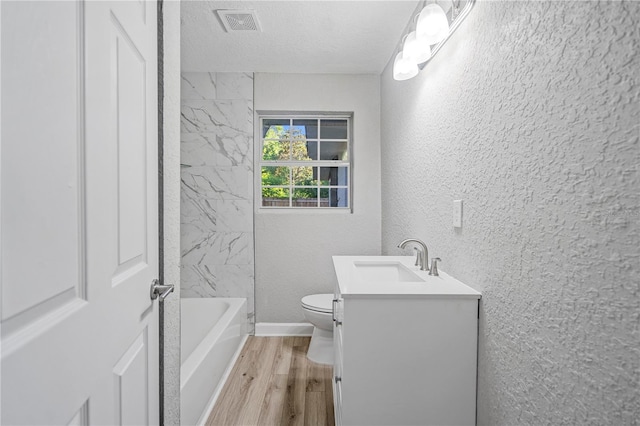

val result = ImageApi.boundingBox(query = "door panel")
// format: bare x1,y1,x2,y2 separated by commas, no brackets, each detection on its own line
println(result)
1,0,84,324
113,14,147,268
113,330,150,425
1,1,159,424
68,403,90,426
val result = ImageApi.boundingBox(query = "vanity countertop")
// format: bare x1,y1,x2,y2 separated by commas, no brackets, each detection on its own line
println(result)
333,255,481,298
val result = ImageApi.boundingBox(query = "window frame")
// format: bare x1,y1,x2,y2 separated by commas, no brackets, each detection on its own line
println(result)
256,112,353,212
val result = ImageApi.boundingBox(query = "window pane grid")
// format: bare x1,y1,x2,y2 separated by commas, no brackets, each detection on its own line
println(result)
261,160,348,165
260,115,351,209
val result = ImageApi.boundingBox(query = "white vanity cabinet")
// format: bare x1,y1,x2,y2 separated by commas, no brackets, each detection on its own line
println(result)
332,256,481,426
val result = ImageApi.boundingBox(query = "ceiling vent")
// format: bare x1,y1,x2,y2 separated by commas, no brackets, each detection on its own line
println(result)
216,10,262,32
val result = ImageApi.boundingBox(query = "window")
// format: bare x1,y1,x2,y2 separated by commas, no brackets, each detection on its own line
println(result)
258,114,351,210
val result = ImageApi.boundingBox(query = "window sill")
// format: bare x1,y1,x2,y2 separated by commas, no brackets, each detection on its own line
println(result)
256,207,352,214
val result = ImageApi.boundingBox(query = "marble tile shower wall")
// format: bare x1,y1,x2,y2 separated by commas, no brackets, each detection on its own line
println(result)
180,72,255,331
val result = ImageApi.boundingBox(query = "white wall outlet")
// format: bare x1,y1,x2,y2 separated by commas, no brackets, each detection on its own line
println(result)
453,200,463,228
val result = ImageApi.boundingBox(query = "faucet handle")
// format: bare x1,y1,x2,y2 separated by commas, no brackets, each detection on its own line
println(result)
413,247,422,267
428,258,441,276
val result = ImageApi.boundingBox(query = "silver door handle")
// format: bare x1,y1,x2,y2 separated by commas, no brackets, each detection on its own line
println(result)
150,279,174,301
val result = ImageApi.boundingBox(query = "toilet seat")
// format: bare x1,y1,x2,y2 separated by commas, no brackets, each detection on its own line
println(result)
301,294,333,313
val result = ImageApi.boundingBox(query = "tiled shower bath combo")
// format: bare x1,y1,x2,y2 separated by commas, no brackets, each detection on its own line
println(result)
180,72,255,332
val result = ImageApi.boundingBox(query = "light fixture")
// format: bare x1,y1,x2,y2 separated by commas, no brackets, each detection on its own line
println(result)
393,51,419,81
392,0,476,82
416,3,450,45
403,31,432,65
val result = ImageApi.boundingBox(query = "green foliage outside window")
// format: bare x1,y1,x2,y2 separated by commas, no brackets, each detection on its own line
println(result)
262,125,317,199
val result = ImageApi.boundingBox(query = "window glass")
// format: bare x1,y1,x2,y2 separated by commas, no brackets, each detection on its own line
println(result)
320,119,348,139
320,141,348,161
293,188,318,207
334,188,349,207
262,119,290,138
319,188,349,208
291,140,313,161
262,139,290,161
305,141,318,160
262,166,290,186
262,187,290,207
319,167,349,186
292,166,314,186
292,119,318,139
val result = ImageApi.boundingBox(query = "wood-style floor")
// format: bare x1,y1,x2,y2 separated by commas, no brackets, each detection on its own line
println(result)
206,336,335,426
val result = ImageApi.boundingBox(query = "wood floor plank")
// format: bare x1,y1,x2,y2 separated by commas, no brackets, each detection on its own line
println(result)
244,334,269,352
324,378,336,426
236,337,280,425
323,366,336,426
280,340,310,426
306,360,327,392
273,336,294,375
206,347,256,426
292,336,310,347
206,336,334,426
208,337,274,425
256,374,288,425
303,392,327,426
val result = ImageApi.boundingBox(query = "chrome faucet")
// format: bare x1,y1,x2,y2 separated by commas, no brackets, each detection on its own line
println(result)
397,238,429,271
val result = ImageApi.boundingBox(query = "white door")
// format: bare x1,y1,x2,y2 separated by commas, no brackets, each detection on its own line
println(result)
1,1,159,424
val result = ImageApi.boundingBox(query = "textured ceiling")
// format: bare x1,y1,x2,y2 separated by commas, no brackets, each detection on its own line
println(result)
181,0,420,74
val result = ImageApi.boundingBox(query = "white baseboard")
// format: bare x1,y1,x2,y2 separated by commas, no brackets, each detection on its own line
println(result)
255,322,314,336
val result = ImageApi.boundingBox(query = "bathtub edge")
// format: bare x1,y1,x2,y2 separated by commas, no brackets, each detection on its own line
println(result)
195,333,249,426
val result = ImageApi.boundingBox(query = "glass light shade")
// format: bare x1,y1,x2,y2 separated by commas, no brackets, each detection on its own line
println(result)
402,31,432,64
393,51,418,81
416,3,450,45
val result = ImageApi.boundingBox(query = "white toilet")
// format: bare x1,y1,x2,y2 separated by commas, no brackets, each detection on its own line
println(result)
301,293,334,365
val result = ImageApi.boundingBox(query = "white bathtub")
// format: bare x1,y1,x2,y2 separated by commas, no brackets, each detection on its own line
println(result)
180,298,247,426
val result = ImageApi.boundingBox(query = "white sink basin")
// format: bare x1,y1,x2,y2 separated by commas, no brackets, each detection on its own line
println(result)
334,256,482,297
353,260,425,283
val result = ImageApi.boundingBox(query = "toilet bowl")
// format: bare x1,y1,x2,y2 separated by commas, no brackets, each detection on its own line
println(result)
301,293,334,365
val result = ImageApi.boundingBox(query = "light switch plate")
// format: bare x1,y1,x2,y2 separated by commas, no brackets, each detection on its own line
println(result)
453,200,463,228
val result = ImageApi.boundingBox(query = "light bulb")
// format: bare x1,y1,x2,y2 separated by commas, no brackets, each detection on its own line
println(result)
402,31,432,64
393,51,418,81
416,3,450,45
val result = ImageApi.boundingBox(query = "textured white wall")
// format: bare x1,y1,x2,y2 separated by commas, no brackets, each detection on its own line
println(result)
380,1,639,424
161,1,181,424
254,73,382,323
